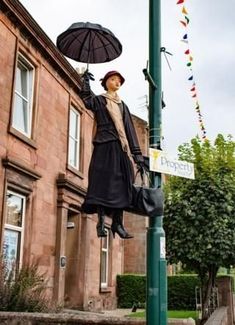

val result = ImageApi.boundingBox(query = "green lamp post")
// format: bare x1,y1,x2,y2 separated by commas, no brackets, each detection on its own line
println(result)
146,0,167,324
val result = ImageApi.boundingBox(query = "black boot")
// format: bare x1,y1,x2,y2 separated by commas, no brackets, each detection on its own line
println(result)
96,206,107,238
111,210,133,239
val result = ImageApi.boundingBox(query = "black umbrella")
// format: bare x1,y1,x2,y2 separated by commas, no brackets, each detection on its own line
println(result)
56,22,122,64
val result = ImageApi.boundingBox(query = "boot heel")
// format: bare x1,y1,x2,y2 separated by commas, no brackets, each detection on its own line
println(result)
111,211,134,239
111,224,133,239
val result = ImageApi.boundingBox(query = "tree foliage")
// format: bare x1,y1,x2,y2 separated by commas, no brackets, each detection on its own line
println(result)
164,135,235,322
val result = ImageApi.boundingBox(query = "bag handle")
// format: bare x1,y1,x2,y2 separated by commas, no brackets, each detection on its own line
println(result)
135,167,152,187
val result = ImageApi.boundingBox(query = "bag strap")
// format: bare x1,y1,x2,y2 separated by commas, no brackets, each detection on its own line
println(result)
134,168,152,186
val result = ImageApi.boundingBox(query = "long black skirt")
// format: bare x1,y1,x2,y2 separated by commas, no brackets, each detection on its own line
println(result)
82,140,134,214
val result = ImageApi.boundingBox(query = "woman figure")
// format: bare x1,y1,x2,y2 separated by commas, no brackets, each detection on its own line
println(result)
81,70,145,239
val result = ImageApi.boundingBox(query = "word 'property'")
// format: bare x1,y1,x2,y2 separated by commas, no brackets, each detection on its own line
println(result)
160,156,193,173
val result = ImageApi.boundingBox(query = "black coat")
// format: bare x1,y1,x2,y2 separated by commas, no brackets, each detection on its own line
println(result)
82,94,142,214
83,95,142,156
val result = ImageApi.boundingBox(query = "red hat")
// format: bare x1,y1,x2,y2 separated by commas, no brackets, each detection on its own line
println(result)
100,71,125,90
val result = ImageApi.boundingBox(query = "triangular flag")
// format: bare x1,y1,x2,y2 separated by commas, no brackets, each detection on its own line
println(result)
187,62,192,67
180,20,187,27
188,75,193,81
189,56,193,61
192,93,197,98
176,0,184,4
181,39,189,44
191,87,196,92
182,6,188,14
183,34,188,39
185,49,190,55
185,16,190,24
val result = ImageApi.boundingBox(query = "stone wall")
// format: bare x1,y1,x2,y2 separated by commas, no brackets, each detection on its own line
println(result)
0,312,195,325
204,307,228,325
216,276,234,325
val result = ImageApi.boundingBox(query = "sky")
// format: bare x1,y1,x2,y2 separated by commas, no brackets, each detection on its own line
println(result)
19,0,235,156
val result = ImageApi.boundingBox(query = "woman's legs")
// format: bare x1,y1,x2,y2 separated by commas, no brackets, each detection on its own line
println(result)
96,206,107,237
111,209,133,239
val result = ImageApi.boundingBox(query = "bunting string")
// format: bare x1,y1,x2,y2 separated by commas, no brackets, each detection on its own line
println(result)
176,0,207,140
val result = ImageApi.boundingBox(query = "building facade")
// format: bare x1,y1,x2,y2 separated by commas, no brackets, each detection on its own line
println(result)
0,0,148,311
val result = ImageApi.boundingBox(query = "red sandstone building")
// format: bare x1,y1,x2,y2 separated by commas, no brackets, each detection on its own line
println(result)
0,0,148,311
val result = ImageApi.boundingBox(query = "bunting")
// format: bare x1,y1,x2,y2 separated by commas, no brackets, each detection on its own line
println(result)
176,0,207,140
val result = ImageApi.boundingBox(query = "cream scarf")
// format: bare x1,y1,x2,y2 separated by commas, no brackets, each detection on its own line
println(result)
102,93,132,158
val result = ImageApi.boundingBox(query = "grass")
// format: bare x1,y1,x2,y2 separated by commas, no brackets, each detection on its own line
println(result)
128,310,199,320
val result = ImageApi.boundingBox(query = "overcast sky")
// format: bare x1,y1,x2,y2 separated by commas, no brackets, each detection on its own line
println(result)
19,0,235,156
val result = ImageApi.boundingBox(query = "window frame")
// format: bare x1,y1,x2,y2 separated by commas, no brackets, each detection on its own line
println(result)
68,105,81,171
100,229,110,289
3,190,26,271
12,52,35,138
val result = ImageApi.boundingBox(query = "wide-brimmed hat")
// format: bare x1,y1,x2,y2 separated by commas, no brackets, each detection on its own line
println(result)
100,70,125,90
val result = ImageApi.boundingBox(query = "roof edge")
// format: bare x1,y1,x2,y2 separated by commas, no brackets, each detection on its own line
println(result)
1,0,82,91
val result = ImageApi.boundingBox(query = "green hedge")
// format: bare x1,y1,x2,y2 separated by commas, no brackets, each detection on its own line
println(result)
117,274,200,310
168,275,200,310
117,274,146,308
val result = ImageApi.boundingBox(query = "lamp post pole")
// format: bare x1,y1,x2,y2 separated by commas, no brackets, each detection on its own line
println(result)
146,0,167,324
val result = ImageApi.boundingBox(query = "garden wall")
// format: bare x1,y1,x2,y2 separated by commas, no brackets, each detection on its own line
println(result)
0,312,195,325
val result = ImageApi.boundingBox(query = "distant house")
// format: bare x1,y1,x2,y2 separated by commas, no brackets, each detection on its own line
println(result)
0,0,148,311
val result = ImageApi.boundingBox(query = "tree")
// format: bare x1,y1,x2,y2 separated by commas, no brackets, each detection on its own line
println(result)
164,134,235,323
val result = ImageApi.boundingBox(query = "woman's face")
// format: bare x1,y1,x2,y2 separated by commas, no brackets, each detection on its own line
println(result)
105,75,122,92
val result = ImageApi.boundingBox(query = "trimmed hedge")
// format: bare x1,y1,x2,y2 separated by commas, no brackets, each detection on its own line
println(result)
117,274,200,310
168,275,200,310
117,274,146,308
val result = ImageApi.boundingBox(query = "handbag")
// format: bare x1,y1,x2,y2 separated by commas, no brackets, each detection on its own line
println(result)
127,169,164,217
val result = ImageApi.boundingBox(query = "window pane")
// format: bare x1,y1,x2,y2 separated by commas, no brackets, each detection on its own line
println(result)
69,137,77,167
101,251,107,284
6,193,24,227
12,94,28,134
69,110,77,138
12,54,34,138
15,63,28,98
68,108,80,169
3,229,20,272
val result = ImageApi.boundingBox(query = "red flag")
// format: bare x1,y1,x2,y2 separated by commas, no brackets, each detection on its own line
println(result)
185,49,190,55
192,94,197,98
191,87,196,92
177,0,184,4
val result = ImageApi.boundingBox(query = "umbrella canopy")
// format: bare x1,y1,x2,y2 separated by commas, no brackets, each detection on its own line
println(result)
56,22,122,64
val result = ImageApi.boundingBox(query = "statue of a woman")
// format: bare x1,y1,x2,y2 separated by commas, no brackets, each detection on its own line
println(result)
81,71,145,239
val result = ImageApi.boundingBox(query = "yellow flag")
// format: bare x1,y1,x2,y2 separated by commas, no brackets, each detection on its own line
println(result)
182,6,188,15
